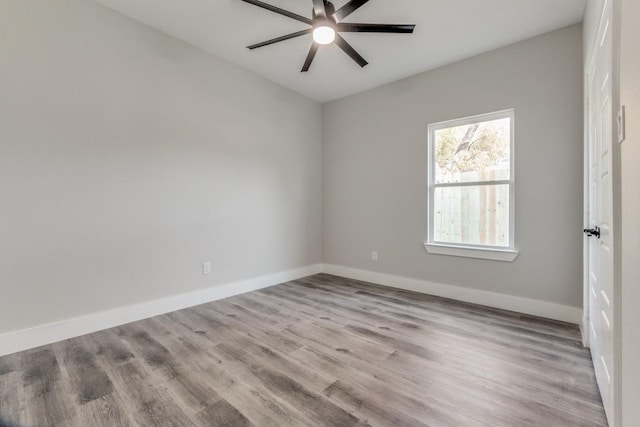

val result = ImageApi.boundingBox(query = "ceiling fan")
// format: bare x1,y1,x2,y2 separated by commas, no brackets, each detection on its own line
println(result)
240,0,416,72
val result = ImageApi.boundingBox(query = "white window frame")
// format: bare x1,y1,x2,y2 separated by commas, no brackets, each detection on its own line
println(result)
425,109,518,262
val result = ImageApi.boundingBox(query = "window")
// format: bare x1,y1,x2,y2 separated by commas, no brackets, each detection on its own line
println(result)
425,110,518,262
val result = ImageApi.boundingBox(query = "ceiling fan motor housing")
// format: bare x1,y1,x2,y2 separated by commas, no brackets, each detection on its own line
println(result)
313,1,337,21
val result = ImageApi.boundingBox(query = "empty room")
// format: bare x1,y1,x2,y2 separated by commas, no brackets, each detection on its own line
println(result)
1,0,638,426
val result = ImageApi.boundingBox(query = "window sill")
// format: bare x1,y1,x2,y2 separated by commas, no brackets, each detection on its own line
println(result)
424,243,519,262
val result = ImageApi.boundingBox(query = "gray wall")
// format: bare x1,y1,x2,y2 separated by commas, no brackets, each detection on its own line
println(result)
323,25,584,308
0,0,323,334
619,0,640,423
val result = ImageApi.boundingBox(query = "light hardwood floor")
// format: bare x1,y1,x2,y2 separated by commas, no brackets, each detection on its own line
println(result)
0,274,607,426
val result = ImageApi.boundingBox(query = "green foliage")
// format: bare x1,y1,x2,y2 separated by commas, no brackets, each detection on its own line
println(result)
435,119,510,177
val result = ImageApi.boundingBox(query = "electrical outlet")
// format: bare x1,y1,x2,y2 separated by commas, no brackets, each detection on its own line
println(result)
202,262,211,275
371,251,378,262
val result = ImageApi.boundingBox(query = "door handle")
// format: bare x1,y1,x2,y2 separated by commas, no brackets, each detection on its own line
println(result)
584,226,601,238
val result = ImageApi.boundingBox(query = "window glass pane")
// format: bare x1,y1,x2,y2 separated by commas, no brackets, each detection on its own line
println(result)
433,184,510,247
434,117,511,184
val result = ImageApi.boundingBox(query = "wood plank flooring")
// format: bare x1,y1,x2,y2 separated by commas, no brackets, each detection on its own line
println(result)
0,274,608,426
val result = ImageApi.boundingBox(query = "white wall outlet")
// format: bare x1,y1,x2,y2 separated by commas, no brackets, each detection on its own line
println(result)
202,262,211,275
371,251,378,262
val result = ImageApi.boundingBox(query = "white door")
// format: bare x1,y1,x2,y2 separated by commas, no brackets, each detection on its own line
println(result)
586,0,615,424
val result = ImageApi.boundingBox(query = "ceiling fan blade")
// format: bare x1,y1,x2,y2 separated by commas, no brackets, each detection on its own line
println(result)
332,0,369,22
334,34,368,68
312,0,327,18
301,43,320,72
239,0,312,25
337,23,416,33
248,29,312,49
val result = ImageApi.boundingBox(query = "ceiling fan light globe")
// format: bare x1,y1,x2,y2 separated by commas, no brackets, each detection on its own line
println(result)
313,26,336,45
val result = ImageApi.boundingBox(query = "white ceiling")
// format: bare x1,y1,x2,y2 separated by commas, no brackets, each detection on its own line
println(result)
94,0,586,103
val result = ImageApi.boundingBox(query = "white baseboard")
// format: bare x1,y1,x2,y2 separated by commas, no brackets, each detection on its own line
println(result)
322,264,583,324
581,313,590,348
0,262,583,356
0,264,322,357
